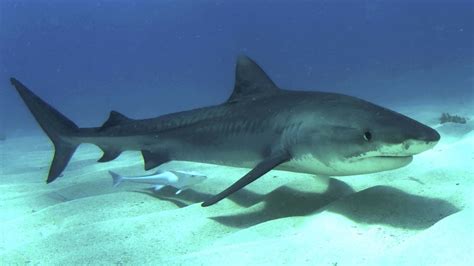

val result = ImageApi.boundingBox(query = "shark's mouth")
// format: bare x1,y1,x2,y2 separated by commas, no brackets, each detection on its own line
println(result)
356,154,414,165
342,154,414,173
348,153,414,166
374,155,413,159
349,152,413,161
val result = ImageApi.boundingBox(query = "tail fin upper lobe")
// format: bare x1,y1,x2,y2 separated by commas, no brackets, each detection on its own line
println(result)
10,78,79,183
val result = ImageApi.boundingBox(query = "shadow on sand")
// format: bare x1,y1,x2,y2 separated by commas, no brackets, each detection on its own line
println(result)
138,178,459,230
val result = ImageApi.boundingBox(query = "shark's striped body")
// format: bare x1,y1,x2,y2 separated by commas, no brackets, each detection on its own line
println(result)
11,56,440,206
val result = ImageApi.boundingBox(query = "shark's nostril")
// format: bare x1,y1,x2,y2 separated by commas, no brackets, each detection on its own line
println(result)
403,142,411,150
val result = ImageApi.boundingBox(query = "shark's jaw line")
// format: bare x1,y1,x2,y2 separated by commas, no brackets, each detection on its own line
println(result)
281,152,414,177
10,55,440,207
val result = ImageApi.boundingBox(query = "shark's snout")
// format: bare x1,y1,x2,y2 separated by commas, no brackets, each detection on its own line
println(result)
415,123,440,148
402,125,440,155
374,122,440,158
420,126,441,143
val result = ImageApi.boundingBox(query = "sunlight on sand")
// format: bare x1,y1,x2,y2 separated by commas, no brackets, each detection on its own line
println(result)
1,105,473,265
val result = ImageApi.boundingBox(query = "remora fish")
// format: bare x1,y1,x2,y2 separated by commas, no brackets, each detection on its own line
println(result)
109,170,207,194
10,55,440,207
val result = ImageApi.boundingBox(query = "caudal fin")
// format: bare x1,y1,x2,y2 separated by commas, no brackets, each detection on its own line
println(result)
10,78,79,183
108,171,123,187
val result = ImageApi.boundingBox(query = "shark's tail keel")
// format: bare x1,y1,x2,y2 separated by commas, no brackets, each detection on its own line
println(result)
10,78,80,183
109,171,123,187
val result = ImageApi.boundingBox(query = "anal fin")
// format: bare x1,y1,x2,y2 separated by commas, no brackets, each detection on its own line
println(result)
201,150,291,207
154,184,165,191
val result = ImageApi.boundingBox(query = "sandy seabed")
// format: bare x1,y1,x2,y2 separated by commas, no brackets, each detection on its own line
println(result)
1,104,473,265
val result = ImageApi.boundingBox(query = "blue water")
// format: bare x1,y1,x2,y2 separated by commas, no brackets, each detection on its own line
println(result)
1,2,473,264
1,0,473,133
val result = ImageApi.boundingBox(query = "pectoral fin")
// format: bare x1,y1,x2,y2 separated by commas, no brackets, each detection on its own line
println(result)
201,151,291,207
142,150,170,170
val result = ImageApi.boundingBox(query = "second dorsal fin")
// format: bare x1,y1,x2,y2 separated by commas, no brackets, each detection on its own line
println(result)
100,111,132,129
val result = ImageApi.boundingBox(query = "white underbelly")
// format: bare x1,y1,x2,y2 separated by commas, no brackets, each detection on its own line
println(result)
279,153,413,176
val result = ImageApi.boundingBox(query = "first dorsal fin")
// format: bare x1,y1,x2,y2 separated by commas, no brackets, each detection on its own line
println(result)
227,56,279,103
100,111,132,129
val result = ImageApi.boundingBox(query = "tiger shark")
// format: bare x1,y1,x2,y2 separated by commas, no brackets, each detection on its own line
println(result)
10,56,440,207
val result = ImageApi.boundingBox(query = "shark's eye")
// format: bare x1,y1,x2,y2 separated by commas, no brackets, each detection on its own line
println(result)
363,131,372,141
